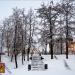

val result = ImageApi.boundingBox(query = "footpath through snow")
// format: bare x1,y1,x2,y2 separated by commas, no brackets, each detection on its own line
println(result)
1,55,75,75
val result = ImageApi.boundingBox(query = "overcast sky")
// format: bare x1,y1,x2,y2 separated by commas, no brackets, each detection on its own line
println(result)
0,0,60,21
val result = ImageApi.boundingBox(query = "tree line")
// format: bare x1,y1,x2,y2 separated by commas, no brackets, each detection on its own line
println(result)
0,0,75,68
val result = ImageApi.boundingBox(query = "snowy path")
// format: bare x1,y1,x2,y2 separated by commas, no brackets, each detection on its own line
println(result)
1,55,75,75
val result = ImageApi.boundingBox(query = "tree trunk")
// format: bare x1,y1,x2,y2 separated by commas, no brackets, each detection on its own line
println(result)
27,54,29,61
27,47,30,61
60,38,62,54
15,54,18,68
66,40,68,59
66,3,69,59
14,24,18,68
61,43,62,54
22,52,23,65
23,50,25,61
50,40,53,59
22,31,24,64
49,6,53,59
11,55,13,62
45,43,47,55
8,48,9,56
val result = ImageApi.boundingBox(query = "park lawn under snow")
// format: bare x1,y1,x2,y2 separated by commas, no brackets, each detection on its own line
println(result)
1,54,75,75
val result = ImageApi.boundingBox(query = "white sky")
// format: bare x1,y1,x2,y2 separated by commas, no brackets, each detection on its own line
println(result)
0,0,60,21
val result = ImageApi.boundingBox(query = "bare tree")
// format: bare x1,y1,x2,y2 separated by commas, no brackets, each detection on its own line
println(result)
12,8,24,68
58,0,75,58
26,8,35,61
37,2,60,59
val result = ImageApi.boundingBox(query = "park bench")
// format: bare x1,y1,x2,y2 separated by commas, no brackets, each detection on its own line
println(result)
28,54,48,71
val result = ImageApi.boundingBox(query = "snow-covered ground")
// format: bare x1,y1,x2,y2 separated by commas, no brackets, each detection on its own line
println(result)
1,54,75,75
